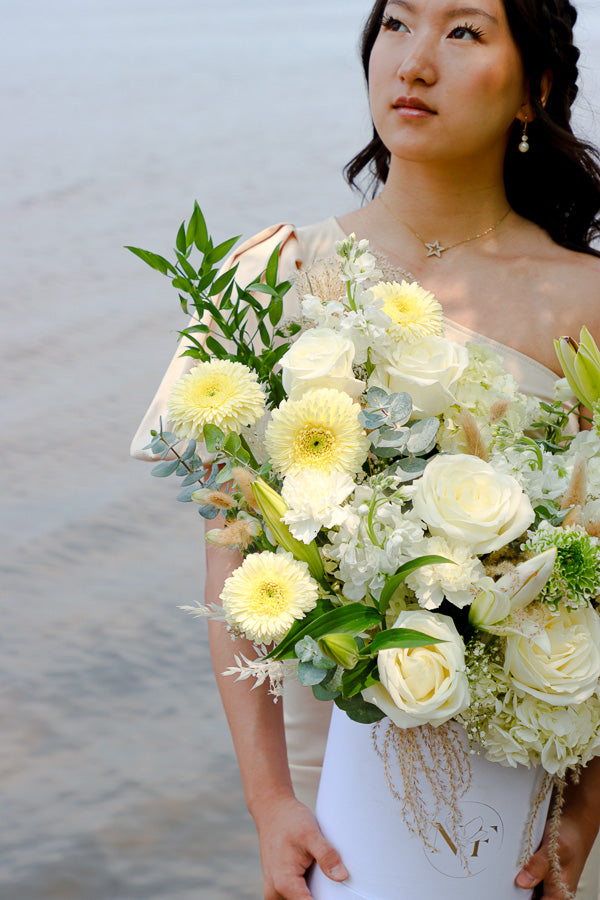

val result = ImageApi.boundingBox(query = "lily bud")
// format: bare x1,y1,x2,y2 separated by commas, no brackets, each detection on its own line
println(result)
554,327,600,411
252,478,325,583
469,548,557,630
318,633,360,669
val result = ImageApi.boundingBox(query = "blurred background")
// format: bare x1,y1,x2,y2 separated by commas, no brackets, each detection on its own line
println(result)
2,2,600,898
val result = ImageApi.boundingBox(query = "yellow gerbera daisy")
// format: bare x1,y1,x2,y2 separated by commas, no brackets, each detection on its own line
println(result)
372,280,443,343
221,551,319,644
265,388,370,477
167,359,265,439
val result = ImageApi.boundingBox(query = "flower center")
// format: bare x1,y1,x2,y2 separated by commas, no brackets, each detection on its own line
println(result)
252,580,288,616
197,375,228,406
293,426,336,468
385,296,418,324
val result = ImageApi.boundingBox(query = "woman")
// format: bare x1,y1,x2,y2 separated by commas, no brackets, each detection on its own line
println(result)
132,0,600,897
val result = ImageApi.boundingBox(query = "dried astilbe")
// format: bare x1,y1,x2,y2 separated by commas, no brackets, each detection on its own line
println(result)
372,720,472,864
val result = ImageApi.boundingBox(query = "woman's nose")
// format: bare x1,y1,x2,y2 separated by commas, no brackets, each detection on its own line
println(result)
396,38,437,86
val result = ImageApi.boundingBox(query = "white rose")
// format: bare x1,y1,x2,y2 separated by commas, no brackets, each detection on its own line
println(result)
370,335,469,418
279,328,365,400
505,605,600,705
413,454,535,555
362,610,470,728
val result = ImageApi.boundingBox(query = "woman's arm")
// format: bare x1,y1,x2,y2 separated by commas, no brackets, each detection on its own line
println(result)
516,758,600,898
205,536,348,900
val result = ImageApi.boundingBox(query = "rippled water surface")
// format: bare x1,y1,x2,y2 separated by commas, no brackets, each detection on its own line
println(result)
3,1,600,897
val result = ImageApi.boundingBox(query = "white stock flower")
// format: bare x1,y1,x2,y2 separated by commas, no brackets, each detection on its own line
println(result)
413,454,535,555
370,335,469,418
405,537,490,610
363,610,470,728
505,604,600,706
281,471,356,543
301,295,345,328
279,328,365,400
335,234,382,284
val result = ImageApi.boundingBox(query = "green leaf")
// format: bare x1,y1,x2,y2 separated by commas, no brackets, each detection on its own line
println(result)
406,418,439,455
177,254,198,281
151,459,180,478
265,244,280,286
125,246,176,276
268,297,284,326
377,556,454,614
190,203,209,252
209,265,238,297
205,336,229,359
172,276,193,292
367,628,446,654
335,694,385,724
203,424,224,453
269,604,382,661
176,222,187,253
181,469,208,487
206,235,240,266
341,657,379,698
180,440,197,460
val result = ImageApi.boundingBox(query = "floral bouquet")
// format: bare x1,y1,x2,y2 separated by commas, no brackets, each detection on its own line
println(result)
129,207,600,894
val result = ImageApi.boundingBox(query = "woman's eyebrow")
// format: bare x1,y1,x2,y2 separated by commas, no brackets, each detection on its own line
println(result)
385,1,498,25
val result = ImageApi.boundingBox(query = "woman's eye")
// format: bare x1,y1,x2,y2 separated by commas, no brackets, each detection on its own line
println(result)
381,15,409,33
448,22,485,40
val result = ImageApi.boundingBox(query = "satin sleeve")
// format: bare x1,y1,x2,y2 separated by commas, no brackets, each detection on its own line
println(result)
129,222,301,461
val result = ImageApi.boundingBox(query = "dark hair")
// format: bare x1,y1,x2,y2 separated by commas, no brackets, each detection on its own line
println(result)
345,0,600,255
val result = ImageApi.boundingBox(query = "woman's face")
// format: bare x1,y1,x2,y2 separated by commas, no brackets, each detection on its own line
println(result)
368,0,529,166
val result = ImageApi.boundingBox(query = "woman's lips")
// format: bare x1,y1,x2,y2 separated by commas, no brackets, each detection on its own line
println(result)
393,96,436,117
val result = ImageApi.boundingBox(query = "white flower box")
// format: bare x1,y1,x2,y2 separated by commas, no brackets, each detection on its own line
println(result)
308,707,550,900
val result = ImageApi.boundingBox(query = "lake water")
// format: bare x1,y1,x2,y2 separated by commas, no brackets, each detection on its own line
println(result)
3,1,600,898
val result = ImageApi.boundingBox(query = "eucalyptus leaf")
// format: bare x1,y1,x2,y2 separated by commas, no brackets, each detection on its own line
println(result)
151,459,180,478
177,484,202,502
203,424,224,453
388,392,413,424
197,505,220,519
297,661,329,686
312,682,342,701
359,410,387,430
406,418,439,455
366,386,389,406
388,457,428,482
181,469,208,487
180,440,197,461
335,695,386,724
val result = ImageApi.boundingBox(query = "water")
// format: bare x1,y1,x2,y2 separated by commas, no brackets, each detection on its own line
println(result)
2,1,600,897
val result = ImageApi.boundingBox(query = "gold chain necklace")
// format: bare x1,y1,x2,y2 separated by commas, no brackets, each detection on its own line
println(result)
378,195,511,258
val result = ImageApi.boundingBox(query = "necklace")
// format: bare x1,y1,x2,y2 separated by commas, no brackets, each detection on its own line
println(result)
378,196,511,258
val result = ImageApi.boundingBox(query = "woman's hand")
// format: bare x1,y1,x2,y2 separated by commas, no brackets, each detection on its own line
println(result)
255,794,348,900
515,808,598,898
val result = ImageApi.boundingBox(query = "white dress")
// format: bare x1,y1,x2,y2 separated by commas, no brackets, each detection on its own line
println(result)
130,215,600,899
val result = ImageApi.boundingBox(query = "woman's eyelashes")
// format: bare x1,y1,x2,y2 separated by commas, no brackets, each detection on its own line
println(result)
381,15,408,33
381,15,486,41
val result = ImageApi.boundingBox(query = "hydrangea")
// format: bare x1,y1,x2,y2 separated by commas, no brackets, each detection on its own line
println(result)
437,343,537,454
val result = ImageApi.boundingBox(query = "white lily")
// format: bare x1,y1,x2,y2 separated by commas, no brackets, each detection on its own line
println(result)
469,548,557,653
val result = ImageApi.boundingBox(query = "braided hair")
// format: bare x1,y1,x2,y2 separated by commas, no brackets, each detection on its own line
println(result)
345,0,600,256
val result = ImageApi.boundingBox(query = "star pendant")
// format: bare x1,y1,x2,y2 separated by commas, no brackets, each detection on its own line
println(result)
425,241,445,258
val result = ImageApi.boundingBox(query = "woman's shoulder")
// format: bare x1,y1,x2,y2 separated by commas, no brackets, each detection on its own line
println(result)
543,241,600,334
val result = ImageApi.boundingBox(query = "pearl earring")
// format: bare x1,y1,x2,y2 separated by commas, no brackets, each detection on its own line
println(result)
519,118,530,154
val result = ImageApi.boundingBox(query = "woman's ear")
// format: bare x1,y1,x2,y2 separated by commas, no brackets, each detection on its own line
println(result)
516,71,553,123
540,70,553,108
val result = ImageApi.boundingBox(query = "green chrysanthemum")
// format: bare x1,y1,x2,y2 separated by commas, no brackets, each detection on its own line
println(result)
167,359,265,439
525,526,600,610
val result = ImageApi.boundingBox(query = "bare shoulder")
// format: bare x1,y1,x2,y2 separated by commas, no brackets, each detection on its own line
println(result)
544,242,600,336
